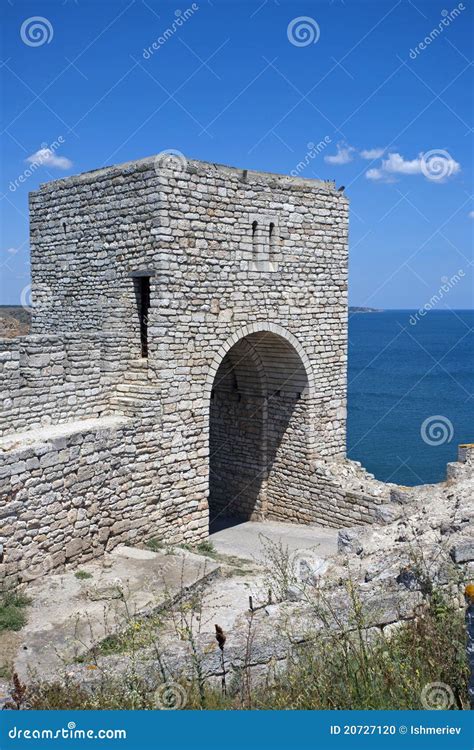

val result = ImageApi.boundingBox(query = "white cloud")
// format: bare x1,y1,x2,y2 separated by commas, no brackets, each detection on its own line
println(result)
365,151,460,183
383,152,424,175
469,210,474,219
365,167,383,181
25,148,72,170
324,142,355,165
360,147,385,160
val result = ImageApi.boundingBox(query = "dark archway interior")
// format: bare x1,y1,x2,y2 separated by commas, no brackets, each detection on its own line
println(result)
209,332,310,528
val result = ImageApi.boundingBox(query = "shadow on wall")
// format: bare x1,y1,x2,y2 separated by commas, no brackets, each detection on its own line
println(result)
209,332,310,528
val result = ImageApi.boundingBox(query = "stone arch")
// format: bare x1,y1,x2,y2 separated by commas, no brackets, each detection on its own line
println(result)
208,324,315,528
205,323,315,399
211,336,268,398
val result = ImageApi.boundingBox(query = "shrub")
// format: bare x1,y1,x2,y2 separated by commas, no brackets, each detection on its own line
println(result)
240,597,468,710
75,571,93,580
145,538,164,552
0,592,30,633
195,541,216,556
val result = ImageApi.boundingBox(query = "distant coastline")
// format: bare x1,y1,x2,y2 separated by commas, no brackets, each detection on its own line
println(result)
349,306,383,313
0,305,30,338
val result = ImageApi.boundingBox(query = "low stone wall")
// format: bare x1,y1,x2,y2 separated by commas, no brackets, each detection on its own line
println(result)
270,457,390,529
0,432,388,591
0,417,171,590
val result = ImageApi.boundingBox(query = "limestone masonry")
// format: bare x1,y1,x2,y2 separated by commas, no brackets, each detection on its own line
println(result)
0,154,466,590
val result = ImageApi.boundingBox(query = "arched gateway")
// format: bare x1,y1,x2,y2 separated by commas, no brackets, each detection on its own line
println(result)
206,325,316,527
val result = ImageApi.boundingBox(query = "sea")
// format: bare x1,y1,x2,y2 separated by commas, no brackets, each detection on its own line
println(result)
348,309,474,486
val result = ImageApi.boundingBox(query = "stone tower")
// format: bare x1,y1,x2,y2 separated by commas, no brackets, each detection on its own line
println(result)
0,155,355,588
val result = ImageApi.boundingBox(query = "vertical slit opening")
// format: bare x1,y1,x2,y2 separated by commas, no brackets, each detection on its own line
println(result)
134,276,150,358
269,222,275,256
252,220,258,257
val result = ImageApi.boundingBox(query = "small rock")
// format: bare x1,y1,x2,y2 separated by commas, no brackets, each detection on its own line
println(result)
439,521,453,535
293,554,328,583
434,561,455,586
450,540,474,564
396,567,419,591
375,504,402,524
86,584,123,601
286,585,304,602
390,487,412,505
338,528,363,555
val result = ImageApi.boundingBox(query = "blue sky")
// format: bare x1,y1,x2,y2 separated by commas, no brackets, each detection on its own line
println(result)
1,0,473,308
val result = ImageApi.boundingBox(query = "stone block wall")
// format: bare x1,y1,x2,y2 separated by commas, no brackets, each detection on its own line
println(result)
0,334,117,436
0,416,171,590
149,161,348,532
209,390,265,521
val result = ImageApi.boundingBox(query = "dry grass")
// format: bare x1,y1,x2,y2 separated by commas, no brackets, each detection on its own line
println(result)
9,590,468,711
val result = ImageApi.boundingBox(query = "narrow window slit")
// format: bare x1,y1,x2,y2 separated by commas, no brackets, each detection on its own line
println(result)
135,276,150,358
252,220,258,258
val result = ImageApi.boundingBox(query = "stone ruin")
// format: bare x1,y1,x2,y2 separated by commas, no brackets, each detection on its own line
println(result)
0,155,471,591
